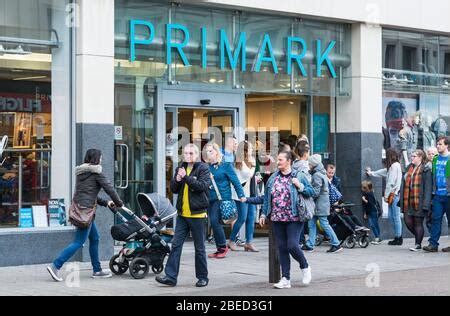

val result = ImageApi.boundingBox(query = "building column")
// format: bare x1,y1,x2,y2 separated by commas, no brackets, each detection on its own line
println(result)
335,23,384,223
76,0,115,262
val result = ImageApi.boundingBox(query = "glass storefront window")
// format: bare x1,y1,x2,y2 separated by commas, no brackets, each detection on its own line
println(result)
382,29,450,168
236,14,292,93
0,0,73,228
115,1,168,83
246,94,309,148
115,1,351,96
171,6,234,86
382,29,449,94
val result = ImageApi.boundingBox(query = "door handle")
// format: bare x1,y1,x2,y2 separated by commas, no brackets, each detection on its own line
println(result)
115,144,129,189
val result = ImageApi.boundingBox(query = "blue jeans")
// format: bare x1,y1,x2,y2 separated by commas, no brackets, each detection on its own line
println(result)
272,221,309,280
307,215,340,248
208,201,226,249
165,216,208,282
429,195,449,247
388,194,402,238
230,201,256,243
368,212,381,238
53,222,101,272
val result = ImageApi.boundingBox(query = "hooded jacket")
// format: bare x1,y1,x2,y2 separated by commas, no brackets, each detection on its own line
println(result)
73,164,123,208
310,163,331,216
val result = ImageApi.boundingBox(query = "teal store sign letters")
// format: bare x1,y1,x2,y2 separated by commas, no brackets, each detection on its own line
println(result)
129,20,337,78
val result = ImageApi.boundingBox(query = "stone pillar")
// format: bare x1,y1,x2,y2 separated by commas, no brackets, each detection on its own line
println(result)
76,0,116,262
335,23,384,226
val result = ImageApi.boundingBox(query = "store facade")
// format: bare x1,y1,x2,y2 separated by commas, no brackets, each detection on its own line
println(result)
0,0,448,267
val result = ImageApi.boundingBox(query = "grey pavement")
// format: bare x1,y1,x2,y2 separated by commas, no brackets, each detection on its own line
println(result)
0,237,449,296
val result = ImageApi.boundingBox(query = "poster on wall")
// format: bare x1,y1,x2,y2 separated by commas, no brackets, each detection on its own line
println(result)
32,113,52,139
312,114,329,154
48,199,66,227
0,113,15,138
32,205,48,228
19,208,33,228
13,112,32,148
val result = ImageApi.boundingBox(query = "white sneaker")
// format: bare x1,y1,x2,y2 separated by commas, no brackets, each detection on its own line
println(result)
273,277,291,289
47,264,63,282
301,266,312,285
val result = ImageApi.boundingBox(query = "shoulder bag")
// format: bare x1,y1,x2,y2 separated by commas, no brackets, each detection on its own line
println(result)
210,174,238,225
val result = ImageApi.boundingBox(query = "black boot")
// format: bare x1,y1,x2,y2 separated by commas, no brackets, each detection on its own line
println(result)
388,237,398,245
397,237,403,245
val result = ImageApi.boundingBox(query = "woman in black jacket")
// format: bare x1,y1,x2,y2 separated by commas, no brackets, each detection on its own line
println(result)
47,149,123,282
155,144,211,287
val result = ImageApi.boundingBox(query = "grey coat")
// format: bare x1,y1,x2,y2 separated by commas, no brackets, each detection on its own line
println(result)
310,163,330,216
399,164,433,212
73,164,123,208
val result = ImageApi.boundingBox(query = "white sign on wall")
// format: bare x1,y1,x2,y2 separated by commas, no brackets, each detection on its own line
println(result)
114,126,123,140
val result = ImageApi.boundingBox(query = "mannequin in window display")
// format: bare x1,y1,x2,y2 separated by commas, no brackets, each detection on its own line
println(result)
398,123,410,168
399,114,418,163
384,100,410,168
418,114,436,152
431,117,449,138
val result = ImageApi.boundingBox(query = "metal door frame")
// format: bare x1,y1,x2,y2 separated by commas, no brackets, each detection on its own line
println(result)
155,83,245,195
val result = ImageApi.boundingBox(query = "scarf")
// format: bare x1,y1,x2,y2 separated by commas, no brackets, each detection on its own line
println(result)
403,164,423,211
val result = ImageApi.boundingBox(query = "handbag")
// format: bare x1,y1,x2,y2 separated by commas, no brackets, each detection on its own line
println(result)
210,174,238,225
387,192,395,204
69,201,96,229
297,194,315,222
292,171,315,222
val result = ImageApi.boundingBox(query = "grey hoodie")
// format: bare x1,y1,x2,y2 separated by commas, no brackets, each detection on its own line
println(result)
292,159,312,182
310,163,331,216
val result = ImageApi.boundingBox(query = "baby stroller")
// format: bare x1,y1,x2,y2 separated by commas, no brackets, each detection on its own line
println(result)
316,203,370,249
109,193,177,279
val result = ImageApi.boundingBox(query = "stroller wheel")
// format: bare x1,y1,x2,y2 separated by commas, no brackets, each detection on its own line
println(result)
109,254,129,275
358,235,370,248
344,236,356,249
129,258,149,279
152,265,164,274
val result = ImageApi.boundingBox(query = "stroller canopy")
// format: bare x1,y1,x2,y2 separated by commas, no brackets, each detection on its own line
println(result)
137,193,177,225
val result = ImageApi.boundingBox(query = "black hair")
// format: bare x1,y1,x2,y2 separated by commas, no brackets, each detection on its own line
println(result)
437,136,449,146
84,149,102,165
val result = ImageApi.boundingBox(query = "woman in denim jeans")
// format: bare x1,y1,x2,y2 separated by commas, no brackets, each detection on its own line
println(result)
228,140,258,252
204,142,245,259
367,148,403,245
47,149,123,282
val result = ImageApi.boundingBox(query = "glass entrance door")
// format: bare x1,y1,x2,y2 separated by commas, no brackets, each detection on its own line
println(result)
114,82,245,217
114,83,154,216
165,107,236,203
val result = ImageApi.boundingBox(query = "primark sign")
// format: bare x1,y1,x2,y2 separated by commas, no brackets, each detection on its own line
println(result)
129,20,338,78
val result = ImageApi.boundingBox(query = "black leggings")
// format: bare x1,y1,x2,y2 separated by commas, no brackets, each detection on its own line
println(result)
404,213,425,245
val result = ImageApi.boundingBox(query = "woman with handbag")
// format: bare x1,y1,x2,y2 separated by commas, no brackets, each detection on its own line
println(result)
259,150,315,289
204,142,245,259
366,148,403,245
47,149,123,282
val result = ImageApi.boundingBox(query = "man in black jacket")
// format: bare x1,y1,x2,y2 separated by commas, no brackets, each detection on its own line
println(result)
156,143,212,287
